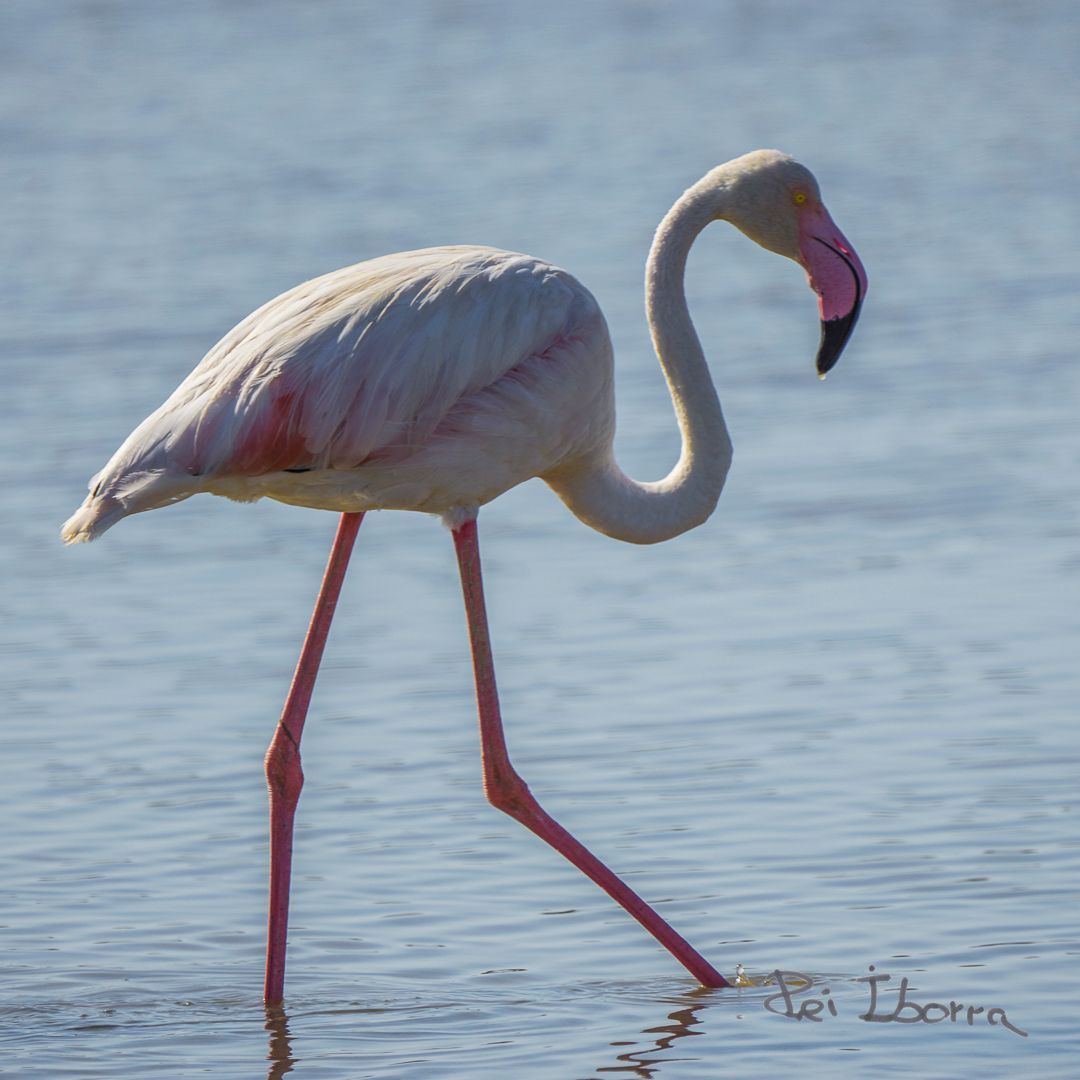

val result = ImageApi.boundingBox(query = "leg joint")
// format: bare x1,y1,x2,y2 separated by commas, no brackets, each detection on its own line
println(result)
483,764,541,823
265,726,304,806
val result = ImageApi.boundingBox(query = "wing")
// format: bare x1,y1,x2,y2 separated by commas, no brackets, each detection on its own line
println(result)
151,246,598,476
61,246,604,543
92,247,594,486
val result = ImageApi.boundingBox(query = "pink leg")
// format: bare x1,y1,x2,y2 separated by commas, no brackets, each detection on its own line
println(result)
451,518,730,988
264,511,365,1006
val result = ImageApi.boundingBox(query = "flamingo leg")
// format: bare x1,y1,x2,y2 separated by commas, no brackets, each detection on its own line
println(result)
451,517,730,988
264,510,365,1006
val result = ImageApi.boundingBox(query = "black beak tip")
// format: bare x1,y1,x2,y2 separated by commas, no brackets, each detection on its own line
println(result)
815,305,862,377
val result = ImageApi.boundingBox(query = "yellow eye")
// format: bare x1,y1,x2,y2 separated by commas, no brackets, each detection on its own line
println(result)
793,192,808,206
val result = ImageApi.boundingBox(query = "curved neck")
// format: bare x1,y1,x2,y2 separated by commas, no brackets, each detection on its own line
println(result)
547,178,733,545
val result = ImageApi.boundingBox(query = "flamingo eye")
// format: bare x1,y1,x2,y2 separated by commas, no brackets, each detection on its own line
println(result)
793,192,808,206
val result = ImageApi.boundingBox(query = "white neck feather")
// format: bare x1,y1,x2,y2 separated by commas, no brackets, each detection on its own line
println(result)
546,177,733,545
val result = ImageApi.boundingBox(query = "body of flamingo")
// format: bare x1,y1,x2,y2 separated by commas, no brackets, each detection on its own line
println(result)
62,149,867,1003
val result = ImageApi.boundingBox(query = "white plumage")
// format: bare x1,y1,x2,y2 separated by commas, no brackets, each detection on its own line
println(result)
63,150,866,548
64,246,614,540
61,151,868,1001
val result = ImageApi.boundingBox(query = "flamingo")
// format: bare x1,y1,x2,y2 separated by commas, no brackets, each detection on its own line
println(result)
61,149,866,1004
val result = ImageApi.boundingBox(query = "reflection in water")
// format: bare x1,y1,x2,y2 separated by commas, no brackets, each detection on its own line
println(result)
264,1006,296,1080
595,989,712,1077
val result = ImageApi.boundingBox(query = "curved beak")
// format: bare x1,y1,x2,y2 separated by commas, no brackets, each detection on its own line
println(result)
798,206,868,376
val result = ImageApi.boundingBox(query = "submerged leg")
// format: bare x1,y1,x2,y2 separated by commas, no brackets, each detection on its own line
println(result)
451,517,729,988
264,511,365,1006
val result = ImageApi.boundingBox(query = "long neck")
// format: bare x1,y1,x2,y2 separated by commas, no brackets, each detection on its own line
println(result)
547,179,733,545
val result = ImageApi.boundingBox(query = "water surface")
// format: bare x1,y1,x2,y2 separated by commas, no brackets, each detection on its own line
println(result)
2,2,1078,1076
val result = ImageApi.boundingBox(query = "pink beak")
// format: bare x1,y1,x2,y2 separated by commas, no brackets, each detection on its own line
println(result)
798,205,868,376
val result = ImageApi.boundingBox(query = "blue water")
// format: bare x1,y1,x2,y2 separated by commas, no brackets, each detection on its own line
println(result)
3,1,1078,1076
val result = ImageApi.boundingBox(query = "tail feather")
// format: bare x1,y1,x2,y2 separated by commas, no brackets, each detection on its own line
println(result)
61,495,127,544
61,472,201,543
62,402,208,544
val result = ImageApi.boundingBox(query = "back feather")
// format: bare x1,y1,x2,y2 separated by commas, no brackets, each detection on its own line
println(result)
62,246,600,542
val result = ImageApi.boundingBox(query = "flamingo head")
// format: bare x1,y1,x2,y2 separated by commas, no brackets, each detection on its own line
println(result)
716,149,868,376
